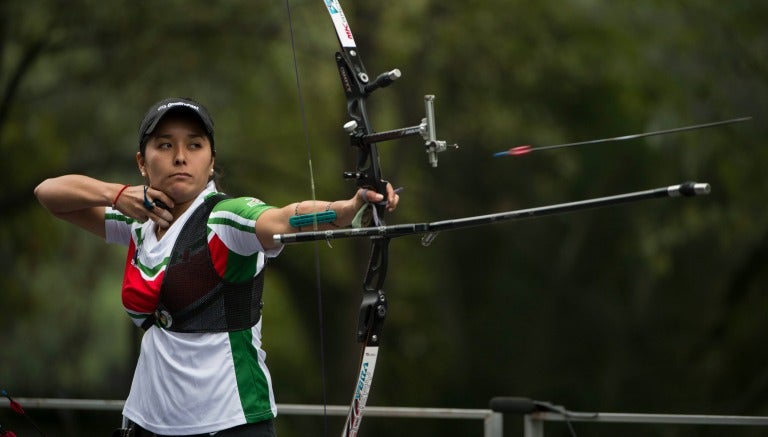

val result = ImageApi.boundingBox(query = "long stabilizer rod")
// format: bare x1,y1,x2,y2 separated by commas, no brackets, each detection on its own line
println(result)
275,182,710,246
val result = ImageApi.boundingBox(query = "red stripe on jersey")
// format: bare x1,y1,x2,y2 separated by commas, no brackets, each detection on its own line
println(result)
121,241,164,313
208,233,230,278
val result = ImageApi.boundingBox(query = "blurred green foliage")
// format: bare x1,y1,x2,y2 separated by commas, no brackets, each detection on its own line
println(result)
1,0,767,436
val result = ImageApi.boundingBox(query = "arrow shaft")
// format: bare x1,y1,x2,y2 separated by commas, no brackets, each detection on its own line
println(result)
538,117,752,152
494,116,752,157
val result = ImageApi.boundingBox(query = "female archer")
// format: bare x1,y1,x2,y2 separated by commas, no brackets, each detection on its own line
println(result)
34,97,399,437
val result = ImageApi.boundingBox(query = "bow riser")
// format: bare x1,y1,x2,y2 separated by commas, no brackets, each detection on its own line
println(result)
335,51,388,209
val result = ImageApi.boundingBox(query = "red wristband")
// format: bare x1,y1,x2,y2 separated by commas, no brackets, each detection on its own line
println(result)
112,184,130,208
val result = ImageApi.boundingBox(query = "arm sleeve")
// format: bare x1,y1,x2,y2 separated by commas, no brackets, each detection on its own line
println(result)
104,207,135,246
208,197,283,258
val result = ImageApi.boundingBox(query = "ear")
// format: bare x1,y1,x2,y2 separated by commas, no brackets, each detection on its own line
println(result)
136,152,146,176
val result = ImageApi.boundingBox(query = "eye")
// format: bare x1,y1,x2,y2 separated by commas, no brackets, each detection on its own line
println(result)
157,142,172,149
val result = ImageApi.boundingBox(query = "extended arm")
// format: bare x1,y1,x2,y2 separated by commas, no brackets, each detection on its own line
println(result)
255,184,399,250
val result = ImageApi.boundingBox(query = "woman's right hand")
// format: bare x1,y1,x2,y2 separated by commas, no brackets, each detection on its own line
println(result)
113,185,175,229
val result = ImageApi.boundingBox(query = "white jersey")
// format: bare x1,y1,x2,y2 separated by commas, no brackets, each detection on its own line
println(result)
105,182,282,435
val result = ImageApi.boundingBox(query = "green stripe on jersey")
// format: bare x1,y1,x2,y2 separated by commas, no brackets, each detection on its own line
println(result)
221,251,259,283
208,216,254,233
212,198,275,222
134,256,170,277
229,329,274,423
105,211,138,224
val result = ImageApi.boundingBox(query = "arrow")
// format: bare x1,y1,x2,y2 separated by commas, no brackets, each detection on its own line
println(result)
493,117,752,157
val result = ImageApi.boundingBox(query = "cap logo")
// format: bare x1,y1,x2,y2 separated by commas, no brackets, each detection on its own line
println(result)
157,101,199,112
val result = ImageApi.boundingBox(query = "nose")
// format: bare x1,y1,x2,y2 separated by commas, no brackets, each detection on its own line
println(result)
173,144,187,165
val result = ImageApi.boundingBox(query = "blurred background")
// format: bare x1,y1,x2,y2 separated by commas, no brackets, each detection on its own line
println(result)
1,0,766,436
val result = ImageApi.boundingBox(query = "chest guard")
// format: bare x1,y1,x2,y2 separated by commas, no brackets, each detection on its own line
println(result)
144,194,265,332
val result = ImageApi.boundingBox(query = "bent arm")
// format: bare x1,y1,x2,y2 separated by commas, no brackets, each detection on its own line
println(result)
34,175,126,238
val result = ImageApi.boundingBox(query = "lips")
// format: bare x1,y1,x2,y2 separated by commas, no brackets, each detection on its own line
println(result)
169,173,192,178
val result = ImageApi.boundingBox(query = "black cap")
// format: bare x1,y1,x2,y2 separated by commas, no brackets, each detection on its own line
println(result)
138,97,215,153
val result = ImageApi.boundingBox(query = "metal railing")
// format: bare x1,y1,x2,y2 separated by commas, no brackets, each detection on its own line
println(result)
522,411,768,436
1,398,503,437
489,397,768,437
6,397,768,436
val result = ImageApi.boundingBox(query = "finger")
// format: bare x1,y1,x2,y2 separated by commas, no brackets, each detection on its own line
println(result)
364,189,384,203
155,208,174,223
144,204,172,227
152,216,172,229
144,187,173,209
387,194,400,211
154,194,175,209
387,184,403,211
385,183,395,203
386,182,395,194
373,193,385,203
357,188,368,200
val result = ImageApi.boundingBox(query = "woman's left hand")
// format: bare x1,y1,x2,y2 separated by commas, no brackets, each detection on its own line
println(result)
355,182,400,213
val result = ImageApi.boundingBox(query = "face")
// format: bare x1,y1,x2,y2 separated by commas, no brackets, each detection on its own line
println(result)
136,113,214,206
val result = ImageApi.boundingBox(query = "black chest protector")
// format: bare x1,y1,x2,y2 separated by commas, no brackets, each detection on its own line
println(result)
142,194,265,332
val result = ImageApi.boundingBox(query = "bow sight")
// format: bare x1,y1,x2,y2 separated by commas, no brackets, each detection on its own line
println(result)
342,94,459,170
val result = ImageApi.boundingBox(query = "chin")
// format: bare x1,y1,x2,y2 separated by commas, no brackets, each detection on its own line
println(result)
166,186,202,204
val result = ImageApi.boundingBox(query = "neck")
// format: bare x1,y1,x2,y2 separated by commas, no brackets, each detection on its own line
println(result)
155,198,196,241
170,199,195,218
